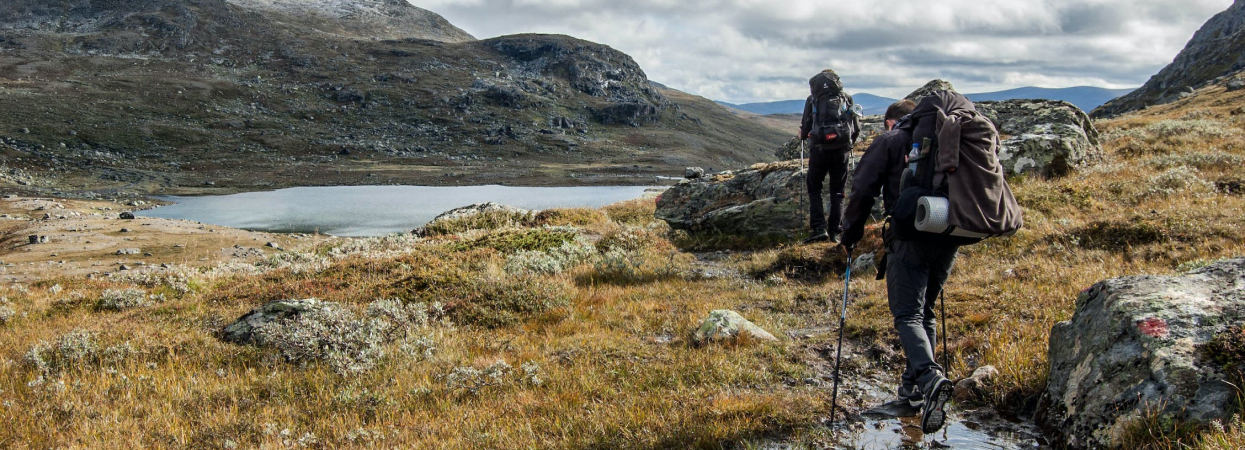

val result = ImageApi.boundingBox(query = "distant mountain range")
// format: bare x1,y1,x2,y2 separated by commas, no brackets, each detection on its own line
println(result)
720,86,1137,116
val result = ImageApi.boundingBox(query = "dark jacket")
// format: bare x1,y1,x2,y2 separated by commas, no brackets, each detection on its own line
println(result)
840,125,912,246
903,91,1023,235
800,94,861,144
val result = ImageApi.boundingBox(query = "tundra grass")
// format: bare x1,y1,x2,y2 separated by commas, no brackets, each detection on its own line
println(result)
3,87,1245,448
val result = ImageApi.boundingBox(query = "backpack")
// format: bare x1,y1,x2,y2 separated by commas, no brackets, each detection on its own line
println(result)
809,71,856,149
890,91,1023,245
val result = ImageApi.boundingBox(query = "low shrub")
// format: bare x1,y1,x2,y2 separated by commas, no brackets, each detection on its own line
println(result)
253,299,440,375
22,329,136,374
531,208,609,227
602,198,658,225
434,275,572,328
452,228,578,254
1068,220,1167,251
420,209,533,236
97,288,165,311
504,239,598,275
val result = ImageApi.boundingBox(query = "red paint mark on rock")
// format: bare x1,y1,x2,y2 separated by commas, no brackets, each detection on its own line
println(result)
1137,317,1170,338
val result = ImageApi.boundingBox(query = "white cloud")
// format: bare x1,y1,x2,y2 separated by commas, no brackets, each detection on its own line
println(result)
409,0,1234,103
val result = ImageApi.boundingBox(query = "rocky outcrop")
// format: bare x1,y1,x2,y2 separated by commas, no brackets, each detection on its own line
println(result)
655,161,807,238
693,310,778,345
976,100,1101,177
905,79,957,103
1038,258,1245,449
221,298,322,345
899,80,1101,177
1094,0,1245,117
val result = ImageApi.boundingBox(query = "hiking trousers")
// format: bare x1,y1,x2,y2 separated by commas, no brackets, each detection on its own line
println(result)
886,239,959,398
807,144,850,234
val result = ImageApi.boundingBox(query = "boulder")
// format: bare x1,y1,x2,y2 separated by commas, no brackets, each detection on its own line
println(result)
905,79,957,103
221,299,323,345
119,212,135,219
116,248,140,255
774,137,803,160
953,365,999,403
683,167,705,179
1227,77,1245,92
976,100,1102,177
1038,258,1245,449
693,310,778,345
655,161,808,238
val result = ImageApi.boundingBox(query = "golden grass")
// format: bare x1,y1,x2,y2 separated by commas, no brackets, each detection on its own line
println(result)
2,86,1245,448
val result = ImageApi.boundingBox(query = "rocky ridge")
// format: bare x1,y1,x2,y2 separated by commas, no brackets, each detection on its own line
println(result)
1094,0,1245,117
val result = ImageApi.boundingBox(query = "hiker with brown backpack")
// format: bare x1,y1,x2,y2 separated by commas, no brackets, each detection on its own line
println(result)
839,91,1023,434
799,69,861,244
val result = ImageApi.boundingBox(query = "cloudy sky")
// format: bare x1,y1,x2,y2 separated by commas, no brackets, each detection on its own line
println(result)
409,0,1233,104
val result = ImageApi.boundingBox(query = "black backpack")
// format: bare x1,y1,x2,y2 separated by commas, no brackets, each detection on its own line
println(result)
809,71,856,149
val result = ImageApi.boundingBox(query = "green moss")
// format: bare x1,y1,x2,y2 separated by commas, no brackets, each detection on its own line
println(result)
451,229,578,254
1202,326,1245,372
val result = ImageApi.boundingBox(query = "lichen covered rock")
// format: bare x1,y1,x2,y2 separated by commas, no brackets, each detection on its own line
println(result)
976,100,1102,177
1038,258,1245,449
693,310,777,345
655,161,808,238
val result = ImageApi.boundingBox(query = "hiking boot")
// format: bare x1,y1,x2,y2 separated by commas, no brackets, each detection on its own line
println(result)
830,232,841,244
803,231,830,244
898,384,924,409
920,374,954,434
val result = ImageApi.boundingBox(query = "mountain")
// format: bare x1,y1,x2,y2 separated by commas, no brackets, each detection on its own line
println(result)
722,86,1132,117
1094,0,1245,117
966,87,1134,112
0,0,787,194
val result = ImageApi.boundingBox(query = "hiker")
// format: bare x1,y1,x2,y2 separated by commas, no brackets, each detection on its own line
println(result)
799,69,860,244
839,92,1022,433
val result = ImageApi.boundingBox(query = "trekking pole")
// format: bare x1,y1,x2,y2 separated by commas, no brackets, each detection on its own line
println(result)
940,290,949,376
828,248,853,429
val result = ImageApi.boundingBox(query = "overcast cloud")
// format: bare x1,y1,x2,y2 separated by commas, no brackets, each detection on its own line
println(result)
409,0,1232,103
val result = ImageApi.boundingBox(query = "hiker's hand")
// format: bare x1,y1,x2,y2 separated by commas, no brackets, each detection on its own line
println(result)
798,131,807,140
839,242,855,255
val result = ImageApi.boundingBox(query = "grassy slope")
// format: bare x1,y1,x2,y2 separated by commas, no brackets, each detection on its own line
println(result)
1,82,1244,449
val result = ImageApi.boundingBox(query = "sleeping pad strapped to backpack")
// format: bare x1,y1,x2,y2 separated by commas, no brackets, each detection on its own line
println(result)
891,91,1023,245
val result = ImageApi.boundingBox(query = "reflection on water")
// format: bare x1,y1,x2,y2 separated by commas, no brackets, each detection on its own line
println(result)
137,185,659,237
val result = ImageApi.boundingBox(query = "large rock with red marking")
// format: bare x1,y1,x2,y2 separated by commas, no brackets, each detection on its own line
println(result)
1038,258,1245,449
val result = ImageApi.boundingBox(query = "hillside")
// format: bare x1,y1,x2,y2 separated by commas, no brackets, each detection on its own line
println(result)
0,0,787,195
1094,0,1245,117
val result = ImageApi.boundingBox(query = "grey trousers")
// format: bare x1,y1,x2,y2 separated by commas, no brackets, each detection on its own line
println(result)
886,239,959,398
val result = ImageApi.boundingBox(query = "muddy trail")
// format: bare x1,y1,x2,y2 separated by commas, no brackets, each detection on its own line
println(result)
694,252,1051,449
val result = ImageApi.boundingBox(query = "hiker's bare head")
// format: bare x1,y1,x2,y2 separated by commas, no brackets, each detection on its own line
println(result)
885,100,916,131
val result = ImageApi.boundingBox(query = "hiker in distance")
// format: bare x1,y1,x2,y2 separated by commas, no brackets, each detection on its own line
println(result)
839,92,1023,434
799,69,860,244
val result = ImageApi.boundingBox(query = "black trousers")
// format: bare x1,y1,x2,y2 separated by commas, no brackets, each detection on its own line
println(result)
807,144,850,233
886,239,959,397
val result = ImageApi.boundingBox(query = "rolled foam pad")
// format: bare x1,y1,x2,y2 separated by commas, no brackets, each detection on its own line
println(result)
916,196,951,234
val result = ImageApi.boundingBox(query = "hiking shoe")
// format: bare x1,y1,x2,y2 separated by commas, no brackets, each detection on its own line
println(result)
803,231,830,244
920,375,954,434
830,232,842,244
899,384,924,409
